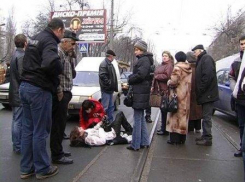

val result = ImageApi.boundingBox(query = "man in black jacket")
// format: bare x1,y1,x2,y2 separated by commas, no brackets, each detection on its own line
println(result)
9,34,27,154
19,18,64,180
229,35,245,157
99,50,118,123
192,44,219,146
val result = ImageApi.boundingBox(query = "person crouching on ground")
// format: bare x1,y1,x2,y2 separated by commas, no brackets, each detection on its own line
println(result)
70,111,133,146
79,99,106,129
166,51,192,145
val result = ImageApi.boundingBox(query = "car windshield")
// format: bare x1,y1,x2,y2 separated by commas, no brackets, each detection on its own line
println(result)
73,71,99,87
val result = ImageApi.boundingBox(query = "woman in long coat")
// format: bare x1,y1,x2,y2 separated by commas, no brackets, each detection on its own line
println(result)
166,51,192,144
186,52,202,133
151,51,174,135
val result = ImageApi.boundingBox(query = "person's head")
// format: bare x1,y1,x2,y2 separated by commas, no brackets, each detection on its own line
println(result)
82,100,95,114
106,50,116,61
48,18,65,40
239,35,245,52
134,40,147,56
192,44,204,58
14,34,27,49
162,51,174,63
186,51,196,63
70,126,86,147
175,51,187,62
60,30,78,53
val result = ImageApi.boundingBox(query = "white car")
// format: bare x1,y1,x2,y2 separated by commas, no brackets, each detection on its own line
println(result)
0,82,11,109
68,57,122,115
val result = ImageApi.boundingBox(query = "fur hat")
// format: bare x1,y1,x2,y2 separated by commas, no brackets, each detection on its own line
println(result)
191,44,204,51
175,51,187,62
106,50,116,56
134,40,148,52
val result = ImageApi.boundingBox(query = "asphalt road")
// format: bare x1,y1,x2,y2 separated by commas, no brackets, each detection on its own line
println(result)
0,102,242,182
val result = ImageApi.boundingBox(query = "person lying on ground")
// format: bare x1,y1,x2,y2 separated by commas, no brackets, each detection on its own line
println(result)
79,99,106,129
70,111,133,147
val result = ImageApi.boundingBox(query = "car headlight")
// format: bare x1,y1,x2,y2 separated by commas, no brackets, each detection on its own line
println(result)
79,96,92,102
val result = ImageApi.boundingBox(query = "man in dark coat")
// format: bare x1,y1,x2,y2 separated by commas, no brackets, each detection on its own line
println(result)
229,35,245,157
19,18,64,180
193,44,219,146
9,34,27,154
99,50,118,123
126,40,153,151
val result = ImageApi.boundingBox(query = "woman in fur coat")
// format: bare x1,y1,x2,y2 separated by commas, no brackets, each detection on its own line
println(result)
166,51,192,144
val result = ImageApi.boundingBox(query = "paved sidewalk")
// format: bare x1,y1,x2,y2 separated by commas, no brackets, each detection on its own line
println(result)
141,120,244,182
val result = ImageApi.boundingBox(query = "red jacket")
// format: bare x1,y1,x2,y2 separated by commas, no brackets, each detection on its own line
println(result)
79,99,106,129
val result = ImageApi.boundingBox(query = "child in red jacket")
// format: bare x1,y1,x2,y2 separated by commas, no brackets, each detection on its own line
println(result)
79,99,106,129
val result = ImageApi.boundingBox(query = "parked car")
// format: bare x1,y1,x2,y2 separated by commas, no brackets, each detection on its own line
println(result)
213,53,240,118
68,57,122,115
120,71,132,96
0,82,11,109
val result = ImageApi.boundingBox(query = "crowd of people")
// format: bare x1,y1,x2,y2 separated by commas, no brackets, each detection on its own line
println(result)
6,16,245,180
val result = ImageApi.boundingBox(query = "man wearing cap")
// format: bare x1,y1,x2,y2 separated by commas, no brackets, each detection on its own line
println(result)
99,50,118,123
192,44,219,146
50,30,78,165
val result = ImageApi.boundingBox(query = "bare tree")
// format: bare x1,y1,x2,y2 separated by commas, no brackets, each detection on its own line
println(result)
208,7,245,61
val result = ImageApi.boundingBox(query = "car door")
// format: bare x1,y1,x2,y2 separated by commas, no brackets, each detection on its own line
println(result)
215,69,225,111
222,69,236,116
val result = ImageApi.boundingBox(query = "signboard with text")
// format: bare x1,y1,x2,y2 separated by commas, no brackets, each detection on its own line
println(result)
51,9,107,43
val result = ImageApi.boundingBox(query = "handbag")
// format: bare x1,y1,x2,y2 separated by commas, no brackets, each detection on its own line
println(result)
149,81,163,108
124,87,133,107
167,89,178,113
160,88,178,113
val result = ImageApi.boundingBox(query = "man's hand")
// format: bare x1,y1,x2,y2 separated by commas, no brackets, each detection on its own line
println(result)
57,92,64,101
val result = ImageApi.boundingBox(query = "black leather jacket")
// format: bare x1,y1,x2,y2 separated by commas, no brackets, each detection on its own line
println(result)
9,48,25,107
21,27,63,93
99,58,118,94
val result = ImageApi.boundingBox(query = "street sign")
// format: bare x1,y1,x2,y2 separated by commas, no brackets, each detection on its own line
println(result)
79,43,89,53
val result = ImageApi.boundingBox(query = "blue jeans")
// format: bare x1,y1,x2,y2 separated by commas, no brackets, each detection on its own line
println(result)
19,82,52,174
12,106,23,153
131,109,149,150
101,92,114,123
237,104,245,148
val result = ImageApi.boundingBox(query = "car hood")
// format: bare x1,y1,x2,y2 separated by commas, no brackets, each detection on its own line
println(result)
71,86,100,96
0,82,10,90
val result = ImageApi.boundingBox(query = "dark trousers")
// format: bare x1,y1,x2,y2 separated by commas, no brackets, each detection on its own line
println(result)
188,119,201,131
160,109,167,132
50,91,72,160
237,104,245,148
202,102,214,140
110,111,133,136
145,106,151,117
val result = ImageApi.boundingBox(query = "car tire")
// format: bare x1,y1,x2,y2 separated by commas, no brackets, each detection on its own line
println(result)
114,96,120,111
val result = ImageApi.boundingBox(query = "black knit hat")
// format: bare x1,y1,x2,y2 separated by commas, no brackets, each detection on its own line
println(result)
134,40,148,52
106,50,116,56
175,51,187,62
191,44,204,51
64,30,79,41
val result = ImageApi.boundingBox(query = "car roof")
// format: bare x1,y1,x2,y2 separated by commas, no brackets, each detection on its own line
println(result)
76,57,105,72
216,53,239,71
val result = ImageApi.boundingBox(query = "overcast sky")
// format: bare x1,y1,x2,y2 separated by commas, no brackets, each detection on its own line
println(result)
1,0,245,60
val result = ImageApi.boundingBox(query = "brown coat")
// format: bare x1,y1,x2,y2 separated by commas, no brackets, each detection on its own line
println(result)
166,62,192,135
189,63,202,120
152,61,174,95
